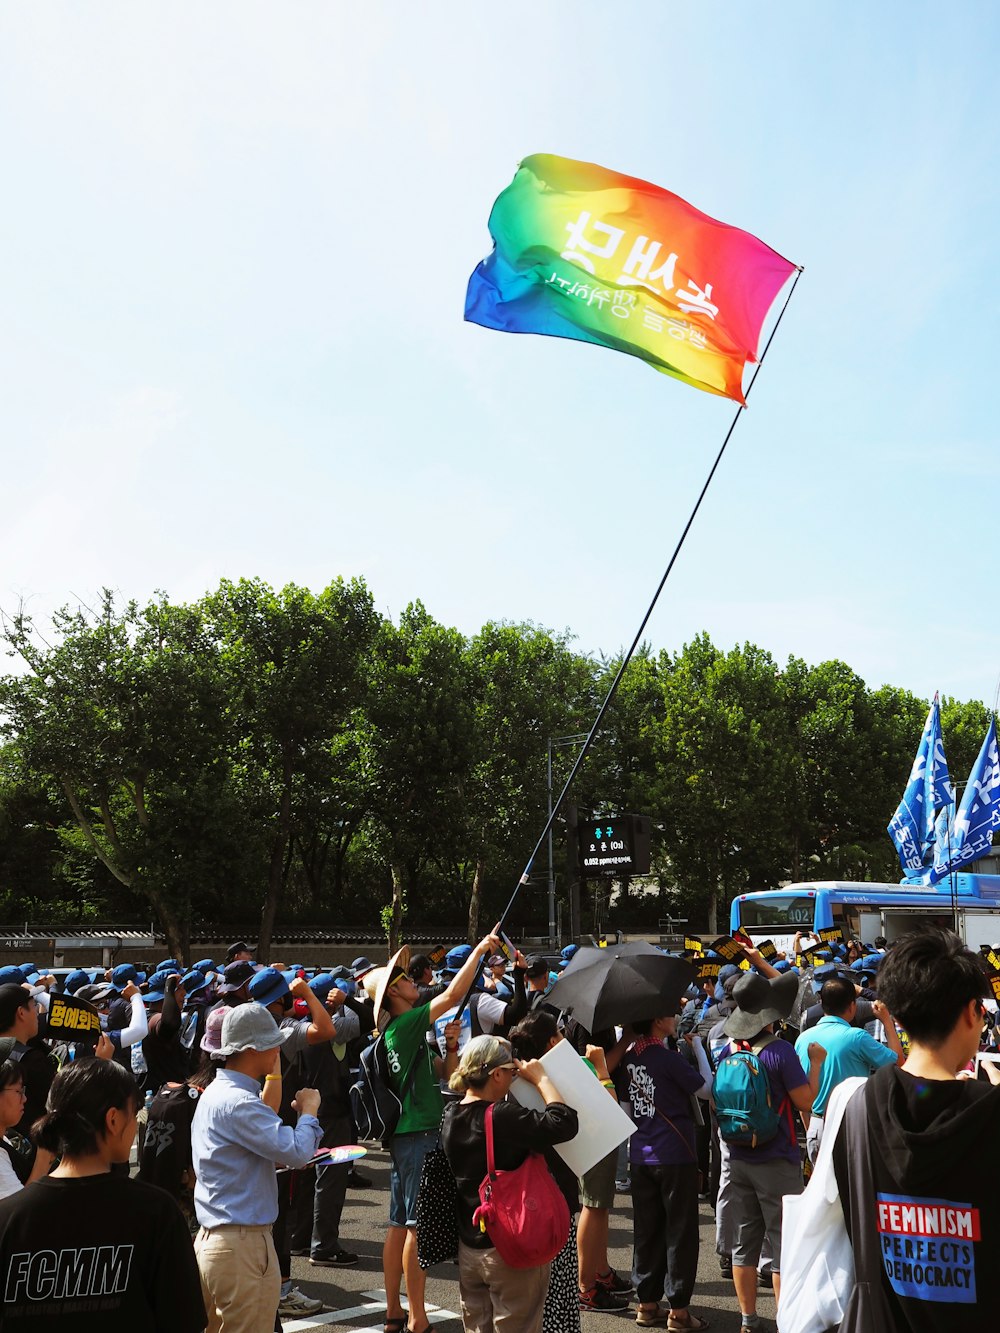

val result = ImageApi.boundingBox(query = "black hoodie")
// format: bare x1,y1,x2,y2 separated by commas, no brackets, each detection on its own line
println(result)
833,1064,1000,1332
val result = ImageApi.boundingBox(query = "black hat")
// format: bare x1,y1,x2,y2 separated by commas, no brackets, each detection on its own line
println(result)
723,971,800,1040
225,941,254,964
218,961,255,994
524,955,549,980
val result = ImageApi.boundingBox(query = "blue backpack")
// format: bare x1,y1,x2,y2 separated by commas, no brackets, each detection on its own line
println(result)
711,1036,781,1148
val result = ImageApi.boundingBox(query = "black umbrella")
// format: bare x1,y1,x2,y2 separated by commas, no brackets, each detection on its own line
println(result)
545,942,696,1031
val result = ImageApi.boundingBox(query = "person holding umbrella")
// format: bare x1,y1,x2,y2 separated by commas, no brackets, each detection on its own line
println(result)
613,1011,713,1330
546,944,705,1327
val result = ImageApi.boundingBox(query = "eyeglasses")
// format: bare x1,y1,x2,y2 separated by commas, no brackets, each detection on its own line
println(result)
0,1085,26,1098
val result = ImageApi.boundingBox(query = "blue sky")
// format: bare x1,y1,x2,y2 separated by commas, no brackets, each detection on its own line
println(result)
3,3,999,709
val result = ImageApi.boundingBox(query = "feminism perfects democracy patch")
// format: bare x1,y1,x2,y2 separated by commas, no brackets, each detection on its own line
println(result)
876,1193,980,1303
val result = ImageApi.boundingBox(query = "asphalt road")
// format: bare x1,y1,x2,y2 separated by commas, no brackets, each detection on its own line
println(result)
281,1148,765,1333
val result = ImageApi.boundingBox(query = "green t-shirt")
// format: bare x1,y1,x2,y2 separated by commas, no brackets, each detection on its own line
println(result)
383,1002,443,1135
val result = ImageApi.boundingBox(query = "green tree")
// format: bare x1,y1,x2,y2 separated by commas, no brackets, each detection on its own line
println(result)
461,622,595,941
777,658,900,881
201,577,380,959
0,593,237,958
651,635,793,932
359,603,476,951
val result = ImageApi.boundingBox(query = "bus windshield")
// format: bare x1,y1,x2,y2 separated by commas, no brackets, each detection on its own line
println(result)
737,895,816,928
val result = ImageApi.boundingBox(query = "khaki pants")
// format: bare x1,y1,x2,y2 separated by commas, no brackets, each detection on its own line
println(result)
458,1239,550,1333
196,1224,281,1333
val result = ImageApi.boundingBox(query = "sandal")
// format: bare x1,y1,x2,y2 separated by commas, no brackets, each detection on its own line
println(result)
635,1308,670,1328
667,1315,709,1331
384,1321,406,1333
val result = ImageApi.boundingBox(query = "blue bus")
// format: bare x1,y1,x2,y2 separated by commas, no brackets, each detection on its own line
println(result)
730,866,1000,957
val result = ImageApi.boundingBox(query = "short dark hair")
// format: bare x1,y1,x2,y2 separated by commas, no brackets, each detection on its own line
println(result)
509,1011,559,1060
0,985,31,1032
408,954,432,982
876,928,987,1046
820,978,857,1016
33,1060,139,1158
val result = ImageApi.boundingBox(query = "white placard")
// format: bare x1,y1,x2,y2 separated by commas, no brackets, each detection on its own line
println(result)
510,1039,635,1177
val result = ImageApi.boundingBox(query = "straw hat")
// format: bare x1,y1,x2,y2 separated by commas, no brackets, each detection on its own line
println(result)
367,946,411,1031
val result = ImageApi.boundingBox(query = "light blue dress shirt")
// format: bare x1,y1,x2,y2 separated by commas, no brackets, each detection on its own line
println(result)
191,1068,322,1228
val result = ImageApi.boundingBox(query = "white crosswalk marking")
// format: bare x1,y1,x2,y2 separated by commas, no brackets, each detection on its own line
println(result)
282,1291,461,1331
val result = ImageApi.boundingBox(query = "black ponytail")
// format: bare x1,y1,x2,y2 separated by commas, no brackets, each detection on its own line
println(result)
33,1060,138,1158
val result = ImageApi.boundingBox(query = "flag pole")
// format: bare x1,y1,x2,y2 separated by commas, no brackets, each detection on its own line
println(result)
945,797,959,933
489,266,804,941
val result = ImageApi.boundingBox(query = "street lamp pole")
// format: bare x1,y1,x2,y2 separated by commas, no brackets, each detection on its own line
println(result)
547,733,588,949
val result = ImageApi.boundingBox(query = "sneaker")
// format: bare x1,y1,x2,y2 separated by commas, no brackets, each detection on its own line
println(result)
310,1249,359,1267
278,1287,324,1317
289,1247,308,1257
597,1268,634,1295
758,1269,774,1289
719,1255,733,1278
615,1178,632,1193
580,1285,629,1312
347,1169,374,1188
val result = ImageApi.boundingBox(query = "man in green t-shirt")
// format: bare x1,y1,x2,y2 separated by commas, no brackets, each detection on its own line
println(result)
367,933,500,1333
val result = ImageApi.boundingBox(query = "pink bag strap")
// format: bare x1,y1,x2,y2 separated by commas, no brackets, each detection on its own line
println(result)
484,1102,497,1179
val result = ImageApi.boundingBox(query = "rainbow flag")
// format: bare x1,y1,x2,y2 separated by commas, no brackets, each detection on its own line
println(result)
466,154,798,403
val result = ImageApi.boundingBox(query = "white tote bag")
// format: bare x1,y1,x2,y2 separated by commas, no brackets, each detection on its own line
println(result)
778,1077,865,1333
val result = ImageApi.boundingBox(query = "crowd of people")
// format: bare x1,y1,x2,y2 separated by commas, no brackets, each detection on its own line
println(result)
0,924,996,1332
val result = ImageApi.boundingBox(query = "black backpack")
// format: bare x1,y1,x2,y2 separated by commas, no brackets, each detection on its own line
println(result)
349,1036,421,1146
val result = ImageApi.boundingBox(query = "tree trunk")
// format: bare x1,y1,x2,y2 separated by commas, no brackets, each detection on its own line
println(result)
143,881,191,964
707,886,718,936
468,856,486,944
258,845,284,964
258,756,295,961
388,862,407,954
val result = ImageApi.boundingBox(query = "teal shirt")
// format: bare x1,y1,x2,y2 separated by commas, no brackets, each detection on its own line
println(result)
794,1014,897,1116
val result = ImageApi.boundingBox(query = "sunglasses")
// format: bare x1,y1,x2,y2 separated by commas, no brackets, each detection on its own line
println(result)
479,1054,518,1076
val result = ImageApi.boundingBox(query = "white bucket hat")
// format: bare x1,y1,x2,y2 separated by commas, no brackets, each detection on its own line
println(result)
216,1002,292,1056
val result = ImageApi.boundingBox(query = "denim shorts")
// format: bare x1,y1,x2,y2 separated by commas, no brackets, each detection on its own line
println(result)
388,1130,438,1228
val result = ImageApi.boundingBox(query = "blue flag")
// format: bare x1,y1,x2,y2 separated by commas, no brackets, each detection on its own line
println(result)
888,695,953,876
929,719,1000,882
